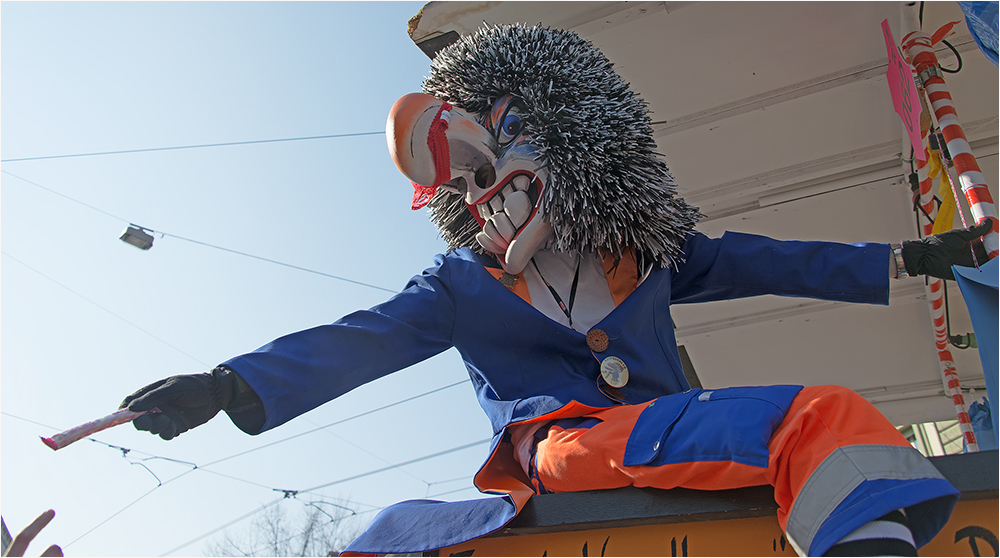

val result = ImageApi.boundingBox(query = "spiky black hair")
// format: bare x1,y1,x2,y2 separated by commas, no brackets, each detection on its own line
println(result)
421,23,701,268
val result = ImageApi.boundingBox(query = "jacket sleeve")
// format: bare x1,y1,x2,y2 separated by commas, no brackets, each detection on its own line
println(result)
222,254,457,433
670,231,891,305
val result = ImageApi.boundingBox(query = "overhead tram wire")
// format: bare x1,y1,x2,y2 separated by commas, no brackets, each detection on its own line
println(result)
3,144,487,550
1,251,211,368
0,131,385,163
428,484,483,499
65,485,163,549
1,170,130,223
157,231,398,294
2,170,397,294
302,417,434,487
296,437,491,496
132,437,491,556
1,253,453,489
4,408,484,552
6,412,369,548
199,378,471,468
2,377,472,478
1,171,460,471
2,218,472,493
158,496,287,557
160,438,492,556
2,375,474,488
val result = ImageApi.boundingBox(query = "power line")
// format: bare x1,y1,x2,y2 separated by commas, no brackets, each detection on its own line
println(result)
153,438,489,555
0,131,385,163
425,474,476,498
4,378,477,515
4,407,487,555
63,451,201,549
231,497,363,558
1,407,366,546
3,165,480,547
1,375,472,479
0,413,202,550
0,411,61,431
4,396,481,496
158,496,287,557
298,437,491,495
158,231,399,293
1,170,129,222
200,378,471,468
161,494,379,557
9,379,472,482
428,485,483,499
163,439,491,556
2,251,211,367
2,374,473,479
302,417,432,487
65,485,162,549
2,169,399,293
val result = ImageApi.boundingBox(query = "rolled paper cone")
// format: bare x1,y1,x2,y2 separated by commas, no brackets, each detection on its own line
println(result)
41,407,159,451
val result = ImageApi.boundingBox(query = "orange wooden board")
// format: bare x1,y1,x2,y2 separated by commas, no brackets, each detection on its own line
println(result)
433,499,998,556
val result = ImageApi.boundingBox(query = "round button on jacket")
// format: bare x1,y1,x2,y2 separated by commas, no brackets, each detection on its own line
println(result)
586,328,609,352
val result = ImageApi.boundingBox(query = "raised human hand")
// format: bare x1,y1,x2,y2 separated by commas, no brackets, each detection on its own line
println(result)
3,510,62,557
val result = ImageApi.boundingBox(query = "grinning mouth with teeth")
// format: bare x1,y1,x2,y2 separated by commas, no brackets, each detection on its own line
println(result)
468,171,543,253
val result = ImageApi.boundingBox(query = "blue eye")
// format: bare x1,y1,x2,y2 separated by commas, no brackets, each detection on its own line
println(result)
504,116,522,135
497,111,524,146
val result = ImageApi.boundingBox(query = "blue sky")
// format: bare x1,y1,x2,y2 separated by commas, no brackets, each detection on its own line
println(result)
2,2,496,555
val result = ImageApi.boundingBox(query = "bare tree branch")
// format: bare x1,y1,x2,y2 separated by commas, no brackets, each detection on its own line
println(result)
205,499,367,557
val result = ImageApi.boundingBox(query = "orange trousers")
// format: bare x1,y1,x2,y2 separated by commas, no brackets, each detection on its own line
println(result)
531,385,958,555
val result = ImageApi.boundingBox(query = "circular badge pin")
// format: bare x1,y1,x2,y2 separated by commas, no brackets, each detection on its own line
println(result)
600,356,629,388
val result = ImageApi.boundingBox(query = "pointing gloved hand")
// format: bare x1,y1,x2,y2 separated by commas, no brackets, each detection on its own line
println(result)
120,366,264,440
901,220,992,280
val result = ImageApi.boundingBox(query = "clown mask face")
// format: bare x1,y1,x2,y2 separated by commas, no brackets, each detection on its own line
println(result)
387,92,554,274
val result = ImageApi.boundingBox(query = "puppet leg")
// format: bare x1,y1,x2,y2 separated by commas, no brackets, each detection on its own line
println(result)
765,385,957,556
531,385,958,556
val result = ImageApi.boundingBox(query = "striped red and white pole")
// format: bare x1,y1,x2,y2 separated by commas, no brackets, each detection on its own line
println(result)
915,142,978,451
902,24,999,258
899,6,980,450
938,351,978,449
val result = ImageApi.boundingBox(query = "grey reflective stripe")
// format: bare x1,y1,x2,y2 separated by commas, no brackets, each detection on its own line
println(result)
785,444,945,555
787,535,806,557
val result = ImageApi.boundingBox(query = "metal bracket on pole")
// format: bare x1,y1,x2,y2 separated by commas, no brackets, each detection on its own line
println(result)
918,65,943,86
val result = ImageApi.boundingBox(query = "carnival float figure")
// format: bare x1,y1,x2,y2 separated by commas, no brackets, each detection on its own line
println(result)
121,25,992,556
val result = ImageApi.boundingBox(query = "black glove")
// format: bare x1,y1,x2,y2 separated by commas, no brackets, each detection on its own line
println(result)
120,367,264,440
901,220,992,280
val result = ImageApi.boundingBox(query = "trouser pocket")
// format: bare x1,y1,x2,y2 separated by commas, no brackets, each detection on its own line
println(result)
624,385,802,468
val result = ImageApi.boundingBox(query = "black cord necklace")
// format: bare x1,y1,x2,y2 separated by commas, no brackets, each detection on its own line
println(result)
530,256,581,327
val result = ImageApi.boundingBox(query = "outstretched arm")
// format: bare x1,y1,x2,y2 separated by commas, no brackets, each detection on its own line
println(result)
670,231,892,306
119,253,459,440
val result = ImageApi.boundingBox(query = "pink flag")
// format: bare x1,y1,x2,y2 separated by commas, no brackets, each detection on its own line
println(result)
882,19,925,161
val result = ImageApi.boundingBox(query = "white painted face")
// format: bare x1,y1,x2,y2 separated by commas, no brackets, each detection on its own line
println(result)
386,93,553,274
461,94,553,275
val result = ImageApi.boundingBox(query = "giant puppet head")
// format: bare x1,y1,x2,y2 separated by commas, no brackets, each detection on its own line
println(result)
387,24,700,274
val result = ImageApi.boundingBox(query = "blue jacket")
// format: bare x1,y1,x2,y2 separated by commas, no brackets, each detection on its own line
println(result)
223,231,890,553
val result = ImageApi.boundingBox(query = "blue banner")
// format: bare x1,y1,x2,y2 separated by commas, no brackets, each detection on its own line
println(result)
957,1,999,66
952,256,998,443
